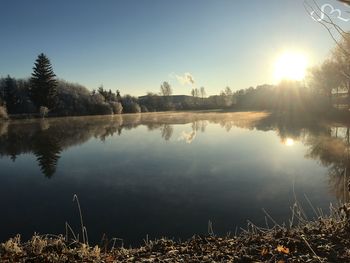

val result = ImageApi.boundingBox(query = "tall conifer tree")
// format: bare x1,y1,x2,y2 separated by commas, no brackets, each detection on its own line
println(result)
30,53,58,109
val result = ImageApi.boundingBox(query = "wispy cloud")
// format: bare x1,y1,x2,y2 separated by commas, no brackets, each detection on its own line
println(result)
170,72,195,86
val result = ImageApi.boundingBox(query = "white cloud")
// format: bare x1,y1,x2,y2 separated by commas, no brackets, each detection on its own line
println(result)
170,72,195,86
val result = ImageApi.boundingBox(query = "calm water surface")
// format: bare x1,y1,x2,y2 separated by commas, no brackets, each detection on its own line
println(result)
0,112,347,245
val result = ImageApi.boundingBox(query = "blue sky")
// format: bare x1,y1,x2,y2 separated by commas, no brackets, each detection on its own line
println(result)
0,0,348,96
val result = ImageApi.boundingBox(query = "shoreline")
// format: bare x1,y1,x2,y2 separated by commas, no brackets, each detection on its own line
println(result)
1,204,350,262
2,107,350,123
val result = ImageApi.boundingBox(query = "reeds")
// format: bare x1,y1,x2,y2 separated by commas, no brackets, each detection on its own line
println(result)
2,197,350,262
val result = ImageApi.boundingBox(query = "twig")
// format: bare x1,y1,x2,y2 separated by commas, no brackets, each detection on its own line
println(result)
262,208,281,228
301,235,323,262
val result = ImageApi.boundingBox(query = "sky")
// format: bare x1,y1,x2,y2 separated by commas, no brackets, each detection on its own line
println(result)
0,0,349,96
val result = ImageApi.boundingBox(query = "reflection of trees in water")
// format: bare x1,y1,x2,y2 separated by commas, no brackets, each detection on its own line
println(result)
0,112,271,177
304,127,350,202
122,114,141,131
0,117,124,178
6,111,348,184
2,111,349,205
145,123,174,141
259,113,350,203
192,120,208,133
33,133,61,178
0,122,9,137
161,125,173,141
39,119,50,131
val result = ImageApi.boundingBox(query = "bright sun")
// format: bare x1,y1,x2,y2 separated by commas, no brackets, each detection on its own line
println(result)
273,52,308,82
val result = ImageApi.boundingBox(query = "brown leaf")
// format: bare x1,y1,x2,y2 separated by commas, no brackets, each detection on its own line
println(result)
277,245,290,254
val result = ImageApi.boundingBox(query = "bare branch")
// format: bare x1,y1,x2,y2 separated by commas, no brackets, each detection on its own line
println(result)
304,0,350,57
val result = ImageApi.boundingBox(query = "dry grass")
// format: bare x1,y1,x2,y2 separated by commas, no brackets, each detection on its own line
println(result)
2,203,350,262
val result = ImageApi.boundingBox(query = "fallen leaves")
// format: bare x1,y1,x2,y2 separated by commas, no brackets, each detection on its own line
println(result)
277,245,290,254
261,247,269,256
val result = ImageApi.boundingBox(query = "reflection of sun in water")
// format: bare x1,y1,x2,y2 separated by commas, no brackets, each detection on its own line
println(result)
274,51,308,82
284,138,295,147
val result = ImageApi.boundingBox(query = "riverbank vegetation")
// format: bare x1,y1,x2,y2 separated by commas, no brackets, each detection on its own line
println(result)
2,202,350,262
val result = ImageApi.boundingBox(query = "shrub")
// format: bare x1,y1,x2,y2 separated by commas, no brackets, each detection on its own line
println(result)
0,106,8,119
91,103,113,115
110,102,123,114
55,80,114,116
120,95,140,113
130,102,141,113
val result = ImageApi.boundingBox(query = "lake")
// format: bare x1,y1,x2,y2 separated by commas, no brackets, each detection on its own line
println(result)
0,111,347,246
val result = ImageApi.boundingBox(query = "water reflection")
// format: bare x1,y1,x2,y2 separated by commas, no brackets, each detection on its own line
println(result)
255,113,350,202
160,125,173,141
0,112,268,177
1,111,350,245
179,130,196,144
305,127,350,202
0,111,349,204
283,138,295,146
33,132,62,178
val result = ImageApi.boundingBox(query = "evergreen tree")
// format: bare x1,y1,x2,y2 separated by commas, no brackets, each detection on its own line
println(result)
116,90,121,102
4,75,17,113
30,53,58,110
97,85,108,101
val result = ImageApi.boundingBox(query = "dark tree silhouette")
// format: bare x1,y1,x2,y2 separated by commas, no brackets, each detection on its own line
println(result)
116,90,121,102
33,133,62,178
160,81,172,97
161,124,174,141
30,53,58,110
3,75,17,113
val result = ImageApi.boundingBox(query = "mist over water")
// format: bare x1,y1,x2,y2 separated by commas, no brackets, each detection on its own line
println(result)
0,112,346,246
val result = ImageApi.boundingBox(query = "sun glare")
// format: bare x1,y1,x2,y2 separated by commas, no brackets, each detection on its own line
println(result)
274,52,308,82
284,138,295,147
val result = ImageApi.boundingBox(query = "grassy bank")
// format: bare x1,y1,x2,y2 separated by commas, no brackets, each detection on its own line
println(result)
1,204,350,262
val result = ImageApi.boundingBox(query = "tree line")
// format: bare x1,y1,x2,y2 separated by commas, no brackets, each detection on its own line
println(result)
2,36,350,119
0,53,242,119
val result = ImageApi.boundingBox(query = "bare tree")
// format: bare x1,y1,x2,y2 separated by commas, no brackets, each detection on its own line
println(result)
220,87,233,107
304,0,350,107
191,88,199,97
224,86,233,96
160,81,172,96
304,0,350,57
200,86,206,99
